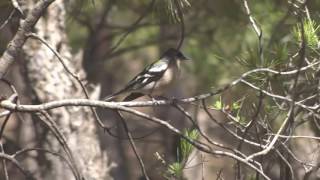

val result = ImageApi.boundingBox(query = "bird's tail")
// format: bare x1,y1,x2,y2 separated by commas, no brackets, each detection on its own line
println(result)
104,91,144,102
123,92,144,101
103,94,116,101
103,89,126,101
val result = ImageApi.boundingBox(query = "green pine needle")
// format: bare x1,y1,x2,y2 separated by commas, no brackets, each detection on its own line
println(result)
293,19,319,49
179,129,199,161
167,162,183,178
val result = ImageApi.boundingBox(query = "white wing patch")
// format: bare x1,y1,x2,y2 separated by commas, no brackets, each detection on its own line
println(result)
141,78,149,84
148,60,169,73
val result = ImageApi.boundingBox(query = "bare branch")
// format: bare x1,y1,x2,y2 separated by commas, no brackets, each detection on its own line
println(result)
245,106,293,161
0,10,16,30
105,0,156,56
242,0,264,65
174,0,185,49
37,111,82,180
0,0,55,78
27,32,107,130
10,0,24,16
246,16,308,162
0,143,9,180
0,153,33,179
0,96,271,179
117,111,150,180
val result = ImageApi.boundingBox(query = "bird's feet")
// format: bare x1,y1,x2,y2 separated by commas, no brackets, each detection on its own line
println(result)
150,95,179,105
148,95,160,105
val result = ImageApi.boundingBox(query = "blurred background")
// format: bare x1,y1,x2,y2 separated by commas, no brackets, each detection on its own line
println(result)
1,0,320,179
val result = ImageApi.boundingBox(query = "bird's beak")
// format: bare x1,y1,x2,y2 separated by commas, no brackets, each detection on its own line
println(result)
181,54,191,61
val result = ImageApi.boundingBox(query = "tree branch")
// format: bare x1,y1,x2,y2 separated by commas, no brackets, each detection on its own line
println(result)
0,0,55,78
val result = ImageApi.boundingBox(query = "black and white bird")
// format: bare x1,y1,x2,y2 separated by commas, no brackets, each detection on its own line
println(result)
104,48,190,101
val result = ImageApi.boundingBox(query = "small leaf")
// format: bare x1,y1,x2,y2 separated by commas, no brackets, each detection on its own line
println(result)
213,99,223,109
232,102,241,110
235,115,250,126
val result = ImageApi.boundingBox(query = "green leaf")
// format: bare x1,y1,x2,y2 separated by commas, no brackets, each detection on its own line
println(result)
235,115,249,126
232,101,241,110
213,96,223,109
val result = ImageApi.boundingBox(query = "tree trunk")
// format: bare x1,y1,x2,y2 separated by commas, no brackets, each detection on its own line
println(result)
22,0,113,179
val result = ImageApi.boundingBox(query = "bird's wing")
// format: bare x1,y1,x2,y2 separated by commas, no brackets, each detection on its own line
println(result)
104,59,169,101
124,59,169,91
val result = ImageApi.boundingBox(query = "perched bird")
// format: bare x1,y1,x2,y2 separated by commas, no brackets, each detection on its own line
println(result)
104,48,190,101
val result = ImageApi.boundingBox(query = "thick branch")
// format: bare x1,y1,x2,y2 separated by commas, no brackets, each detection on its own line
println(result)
0,0,55,78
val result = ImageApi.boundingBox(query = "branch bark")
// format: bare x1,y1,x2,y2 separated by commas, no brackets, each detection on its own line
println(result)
0,0,55,78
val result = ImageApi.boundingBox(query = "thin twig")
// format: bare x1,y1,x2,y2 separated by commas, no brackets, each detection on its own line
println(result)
246,17,307,162
13,147,76,176
117,111,150,180
0,111,10,118
173,103,246,157
37,111,82,180
0,143,9,180
242,0,264,65
10,0,24,16
0,153,33,179
27,32,107,130
245,99,293,161
0,113,12,141
106,0,156,56
275,150,295,180
0,9,16,30
268,134,320,141
0,81,18,140
174,0,185,49
0,97,270,178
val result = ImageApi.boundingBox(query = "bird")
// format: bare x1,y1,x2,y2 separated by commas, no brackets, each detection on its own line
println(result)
104,48,190,101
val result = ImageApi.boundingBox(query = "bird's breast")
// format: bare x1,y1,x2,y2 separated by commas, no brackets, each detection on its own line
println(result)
141,63,180,96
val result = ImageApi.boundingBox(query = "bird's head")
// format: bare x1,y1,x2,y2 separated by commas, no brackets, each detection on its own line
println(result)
162,48,191,61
